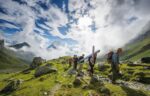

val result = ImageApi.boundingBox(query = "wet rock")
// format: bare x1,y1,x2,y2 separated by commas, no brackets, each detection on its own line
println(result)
34,65,57,77
141,57,150,63
30,57,44,69
0,79,23,93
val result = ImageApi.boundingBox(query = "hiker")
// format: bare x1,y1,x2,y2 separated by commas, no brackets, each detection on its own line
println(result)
88,50,100,76
73,55,78,70
110,48,122,84
68,57,73,68
78,54,85,72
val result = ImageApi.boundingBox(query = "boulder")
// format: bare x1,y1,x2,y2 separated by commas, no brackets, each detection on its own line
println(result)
22,68,31,74
141,57,150,63
30,57,44,69
98,63,109,71
73,77,82,86
34,65,57,77
90,76,99,84
68,69,77,75
0,79,22,93
90,75,104,86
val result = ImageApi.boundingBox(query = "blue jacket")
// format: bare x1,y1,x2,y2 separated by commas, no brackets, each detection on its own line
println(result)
112,53,119,65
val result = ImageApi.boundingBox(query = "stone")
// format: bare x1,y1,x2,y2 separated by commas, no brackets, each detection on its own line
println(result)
90,75,104,86
82,85,89,89
127,61,135,66
90,75,99,84
68,69,77,75
22,68,31,74
141,57,150,63
98,63,109,71
30,57,44,69
0,79,22,93
73,77,82,86
34,65,57,77
143,66,150,70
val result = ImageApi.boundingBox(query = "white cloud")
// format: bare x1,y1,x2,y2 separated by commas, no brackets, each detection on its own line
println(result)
0,0,150,60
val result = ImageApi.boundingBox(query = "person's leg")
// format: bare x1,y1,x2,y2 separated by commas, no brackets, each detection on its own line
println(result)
112,64,117,84
75,63,77,70
73,62,76,70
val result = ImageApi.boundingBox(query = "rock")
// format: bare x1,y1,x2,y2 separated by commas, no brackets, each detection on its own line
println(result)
90,75,99,84
77,71,84,77
143,66,150,70
98,87,110,95
98,63,109,71
73,77,82,86
30,57,44,69
34,65,57,77
127,61,135,66
0,79,22,93
82,85,89,89
134,72,145,77
141,57,150,63
90,75,104,86
68,69,77,75
22,68,31,74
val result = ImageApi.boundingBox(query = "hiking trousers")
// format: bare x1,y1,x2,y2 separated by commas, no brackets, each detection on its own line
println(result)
111,64,119,83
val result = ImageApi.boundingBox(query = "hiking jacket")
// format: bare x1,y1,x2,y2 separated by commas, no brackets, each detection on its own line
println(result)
112,53,119,65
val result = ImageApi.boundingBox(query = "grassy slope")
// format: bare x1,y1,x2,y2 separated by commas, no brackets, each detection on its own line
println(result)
0,57,149,96
0,48,28,72
122,37,150,61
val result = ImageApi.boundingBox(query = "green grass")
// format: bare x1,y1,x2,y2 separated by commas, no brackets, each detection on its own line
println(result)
0,48,28,73
0,57,150,96
122,37,150,61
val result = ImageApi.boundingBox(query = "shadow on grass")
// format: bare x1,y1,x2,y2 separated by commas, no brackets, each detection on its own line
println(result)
121,86,147,96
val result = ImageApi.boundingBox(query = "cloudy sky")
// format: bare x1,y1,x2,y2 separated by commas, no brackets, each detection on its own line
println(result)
0,0,150,59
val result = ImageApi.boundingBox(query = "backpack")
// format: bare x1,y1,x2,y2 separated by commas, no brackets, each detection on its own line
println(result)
107,51,114,64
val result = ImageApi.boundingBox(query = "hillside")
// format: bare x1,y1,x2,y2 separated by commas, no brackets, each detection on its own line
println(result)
0,57,149,96
0,48,28,73
121,30,150,61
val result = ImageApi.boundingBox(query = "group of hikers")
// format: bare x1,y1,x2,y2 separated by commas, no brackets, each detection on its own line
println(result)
68,46,123,84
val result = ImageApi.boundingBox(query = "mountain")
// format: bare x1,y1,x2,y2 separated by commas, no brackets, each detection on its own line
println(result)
9,42,30,49
0,47,28,73
121,29,150,61
47,44,57,49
